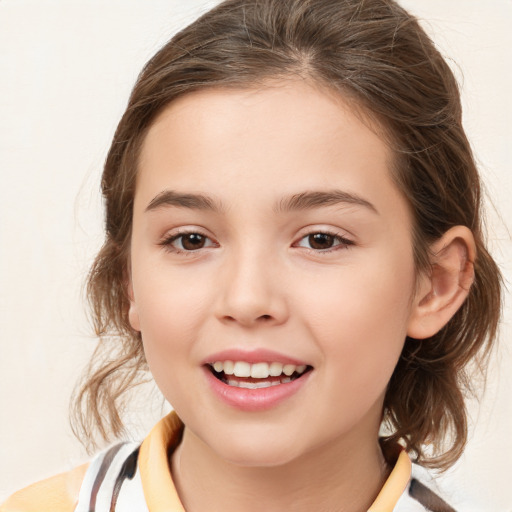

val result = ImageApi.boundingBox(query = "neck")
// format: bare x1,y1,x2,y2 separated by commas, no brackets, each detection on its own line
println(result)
171,424,390,512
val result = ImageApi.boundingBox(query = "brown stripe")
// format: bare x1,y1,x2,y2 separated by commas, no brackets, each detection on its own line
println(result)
88,443,125,511
110,446,140,512
409,478,457,512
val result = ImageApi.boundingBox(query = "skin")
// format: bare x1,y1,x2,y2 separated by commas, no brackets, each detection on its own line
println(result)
127,80,475,512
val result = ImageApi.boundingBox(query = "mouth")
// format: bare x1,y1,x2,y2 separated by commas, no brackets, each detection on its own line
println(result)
206,360,313,389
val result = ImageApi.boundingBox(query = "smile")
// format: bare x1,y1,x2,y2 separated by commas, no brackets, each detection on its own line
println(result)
208,361,312,389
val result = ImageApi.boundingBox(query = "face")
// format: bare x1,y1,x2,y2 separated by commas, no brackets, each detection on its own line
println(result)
129,80,419,467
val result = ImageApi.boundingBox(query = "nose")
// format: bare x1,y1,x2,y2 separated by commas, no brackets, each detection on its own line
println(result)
214,247,289,328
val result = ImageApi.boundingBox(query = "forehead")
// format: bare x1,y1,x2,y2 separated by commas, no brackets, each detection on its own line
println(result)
135,80,403,219
141,80,387,157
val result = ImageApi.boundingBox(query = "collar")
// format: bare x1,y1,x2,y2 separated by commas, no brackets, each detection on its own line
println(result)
138,411,411,512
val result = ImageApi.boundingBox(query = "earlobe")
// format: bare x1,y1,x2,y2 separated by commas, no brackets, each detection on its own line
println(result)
407,226,476,340
126,279,141,332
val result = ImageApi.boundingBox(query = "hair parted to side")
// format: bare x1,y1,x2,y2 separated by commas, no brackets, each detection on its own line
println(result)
71,0,502,469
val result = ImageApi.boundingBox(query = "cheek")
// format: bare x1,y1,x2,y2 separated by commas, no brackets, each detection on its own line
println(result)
299,255,415,395
135,257,209,330
131,265,204,375
132,264,225,406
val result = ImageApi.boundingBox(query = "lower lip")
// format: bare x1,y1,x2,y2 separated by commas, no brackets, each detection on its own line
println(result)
203,367,311,412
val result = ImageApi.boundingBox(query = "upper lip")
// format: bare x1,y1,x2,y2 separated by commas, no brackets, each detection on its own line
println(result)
202,348,310,366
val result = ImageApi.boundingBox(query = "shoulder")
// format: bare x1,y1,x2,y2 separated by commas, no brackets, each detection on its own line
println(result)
1,441,143,512
0,463,89,512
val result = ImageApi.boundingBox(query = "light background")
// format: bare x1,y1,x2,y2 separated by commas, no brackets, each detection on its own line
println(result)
0,1,510,509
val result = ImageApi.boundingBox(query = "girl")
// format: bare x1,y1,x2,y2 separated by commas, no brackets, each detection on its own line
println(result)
1,0,504,510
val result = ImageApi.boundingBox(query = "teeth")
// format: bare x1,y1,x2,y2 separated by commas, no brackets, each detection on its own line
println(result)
210,360,308,379
233,361,251,377
239,380,274,389
269,362,283,376
283,364,295,376
251,362,269,378
228,377,294,388
223,360,234,375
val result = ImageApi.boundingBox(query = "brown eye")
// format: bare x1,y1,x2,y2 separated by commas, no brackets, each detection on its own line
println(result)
180,233,207,250
308,233,335,250
161,231,216,253
295,231,354,252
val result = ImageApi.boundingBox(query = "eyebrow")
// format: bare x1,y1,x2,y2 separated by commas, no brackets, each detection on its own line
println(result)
145,189,378,215
146,190,224,213
275,190,378,215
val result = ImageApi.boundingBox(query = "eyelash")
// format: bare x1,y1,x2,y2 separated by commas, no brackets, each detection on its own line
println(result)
158,229,354,256
159,229,217,257
295,231,354,253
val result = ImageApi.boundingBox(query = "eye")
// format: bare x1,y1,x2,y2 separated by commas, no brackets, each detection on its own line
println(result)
295,231,354,252
160,230,217,253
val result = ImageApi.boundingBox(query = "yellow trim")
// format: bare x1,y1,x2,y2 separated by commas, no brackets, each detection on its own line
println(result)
368,450,412,512
0,463,89,512
1,413,411,512
139,411,412,512
139,411,186,512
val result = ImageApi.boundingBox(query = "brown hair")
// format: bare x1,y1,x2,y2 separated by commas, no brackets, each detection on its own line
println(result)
71,0,502,470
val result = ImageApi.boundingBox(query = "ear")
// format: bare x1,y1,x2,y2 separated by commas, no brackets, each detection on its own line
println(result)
126,272,141,332
407,226,476,339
